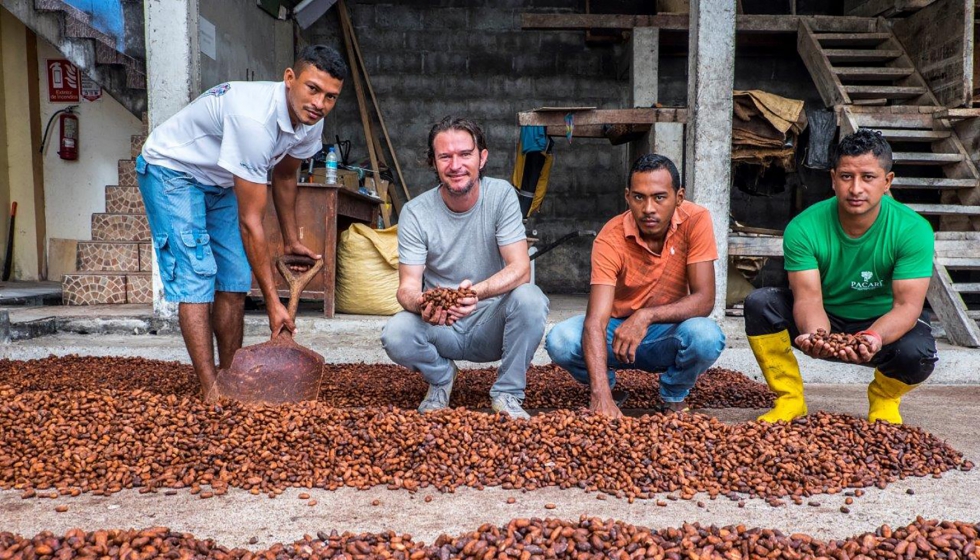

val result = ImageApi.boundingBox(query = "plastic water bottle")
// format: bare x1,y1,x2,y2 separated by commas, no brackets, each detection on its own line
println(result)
325,146,338,184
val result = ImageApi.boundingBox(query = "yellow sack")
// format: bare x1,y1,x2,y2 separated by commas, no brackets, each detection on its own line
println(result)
335,223,401,315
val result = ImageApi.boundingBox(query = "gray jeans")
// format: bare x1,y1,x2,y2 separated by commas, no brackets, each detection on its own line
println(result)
381,284,550,400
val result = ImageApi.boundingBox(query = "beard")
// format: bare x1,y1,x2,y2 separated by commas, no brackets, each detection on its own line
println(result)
438,174,478,197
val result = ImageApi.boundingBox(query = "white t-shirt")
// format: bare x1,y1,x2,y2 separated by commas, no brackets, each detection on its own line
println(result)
141,81,323,187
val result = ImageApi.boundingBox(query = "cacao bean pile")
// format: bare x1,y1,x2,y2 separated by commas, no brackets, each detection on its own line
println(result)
0,381,968,500
421,287,477,309
1,517,978,559
809,328,872,355
0,357,775,410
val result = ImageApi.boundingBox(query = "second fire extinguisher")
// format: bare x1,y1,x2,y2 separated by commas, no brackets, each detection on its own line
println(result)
40,105,79,161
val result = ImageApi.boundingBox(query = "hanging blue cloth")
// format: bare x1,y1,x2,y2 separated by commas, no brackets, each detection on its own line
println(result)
520,126,548,154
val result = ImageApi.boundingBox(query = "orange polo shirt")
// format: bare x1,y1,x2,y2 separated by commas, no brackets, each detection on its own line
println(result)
591,201,718,318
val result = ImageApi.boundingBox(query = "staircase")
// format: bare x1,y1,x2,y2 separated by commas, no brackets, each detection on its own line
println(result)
62,129,151,305
797,19,980,346
3,0,146,118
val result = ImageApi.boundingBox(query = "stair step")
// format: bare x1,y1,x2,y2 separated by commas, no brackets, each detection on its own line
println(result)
938,257,980,269
890,177,977,189
118,160,137,187
905,203,980,215
130,134,147,159
833,67,914,81
824,49,903,62
91,213,150,242
842,85,928,99
892,152,965,165
953,283,980,293
873,128,951,142
814,33,893,47
105,185,145,214
62,272,151,305
76,241,148,272
968,310,980,320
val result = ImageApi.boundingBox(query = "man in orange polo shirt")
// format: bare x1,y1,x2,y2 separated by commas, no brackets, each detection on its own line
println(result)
545,154,725,417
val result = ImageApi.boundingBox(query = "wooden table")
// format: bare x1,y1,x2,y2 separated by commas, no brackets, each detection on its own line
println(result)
251,182,381,317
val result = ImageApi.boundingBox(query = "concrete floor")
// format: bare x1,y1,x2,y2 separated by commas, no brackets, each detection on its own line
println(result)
1,295,979,547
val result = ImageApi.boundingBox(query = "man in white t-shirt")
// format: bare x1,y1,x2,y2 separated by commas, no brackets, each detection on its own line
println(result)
136,45,346,400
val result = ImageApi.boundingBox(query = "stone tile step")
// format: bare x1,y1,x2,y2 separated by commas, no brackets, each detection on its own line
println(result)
130,134,146,159
892,152,965,165
62,272,151,305
118,159,136,187
890,177,977,189
823,48,903,62
77,241,151,272
105,185,145,214
841,85,928,100
91,213,150,242
813,32,892,48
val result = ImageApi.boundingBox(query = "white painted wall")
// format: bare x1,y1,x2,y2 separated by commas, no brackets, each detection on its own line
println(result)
37,40,142,247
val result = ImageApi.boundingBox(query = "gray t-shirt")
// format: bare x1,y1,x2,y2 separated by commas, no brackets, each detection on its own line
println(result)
398,176,526,294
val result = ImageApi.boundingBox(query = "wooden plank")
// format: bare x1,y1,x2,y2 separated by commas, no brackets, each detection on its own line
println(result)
953,282,980,292
892,0,972,108
892,152,964,164
797,20,849,106
874,128,950,141
841,85,927,99
728,234,783,257
520,13,878,33
518,108,687,126
814,32,891,47
927,260,980,347
935,108,980,119
937,257,980,268
823,48,902,62
891,177,976,188
833,66,913,80
906,203,980,214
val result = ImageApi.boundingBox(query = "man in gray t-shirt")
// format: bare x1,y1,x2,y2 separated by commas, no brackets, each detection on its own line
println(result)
381,116,550,419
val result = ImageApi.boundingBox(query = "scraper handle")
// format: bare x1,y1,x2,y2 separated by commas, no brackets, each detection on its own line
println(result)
276,255,324,320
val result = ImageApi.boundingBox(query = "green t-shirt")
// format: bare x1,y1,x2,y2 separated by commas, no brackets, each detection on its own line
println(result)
783,196,934,320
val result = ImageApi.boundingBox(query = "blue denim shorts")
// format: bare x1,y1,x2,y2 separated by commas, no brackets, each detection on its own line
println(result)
135,155,252,303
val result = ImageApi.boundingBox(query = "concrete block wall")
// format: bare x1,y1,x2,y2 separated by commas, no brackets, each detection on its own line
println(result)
306,1,632,294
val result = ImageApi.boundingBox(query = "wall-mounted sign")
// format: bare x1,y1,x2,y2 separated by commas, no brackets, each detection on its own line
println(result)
199,16,216,60
80,74,102,102
47,59,80,103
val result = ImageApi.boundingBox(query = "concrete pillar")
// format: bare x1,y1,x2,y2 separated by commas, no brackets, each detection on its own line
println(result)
628,27,685,181
143,0,201,317
685,0,735,320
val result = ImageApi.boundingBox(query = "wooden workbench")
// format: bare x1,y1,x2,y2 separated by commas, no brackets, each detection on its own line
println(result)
252,182,381,317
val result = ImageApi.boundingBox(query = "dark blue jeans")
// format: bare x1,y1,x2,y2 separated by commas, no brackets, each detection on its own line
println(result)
545,314,726,402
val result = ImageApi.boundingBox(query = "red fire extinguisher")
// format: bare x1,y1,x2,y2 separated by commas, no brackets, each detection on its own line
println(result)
40,105,79,160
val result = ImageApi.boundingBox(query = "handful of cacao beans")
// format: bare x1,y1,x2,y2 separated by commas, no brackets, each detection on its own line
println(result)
421,286,477,308
808,328,871,354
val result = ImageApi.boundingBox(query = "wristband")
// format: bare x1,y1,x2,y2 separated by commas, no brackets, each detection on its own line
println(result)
856,329,882,347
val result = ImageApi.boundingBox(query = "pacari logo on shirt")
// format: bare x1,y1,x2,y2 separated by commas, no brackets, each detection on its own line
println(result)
203,83,231,97
851,270,884,291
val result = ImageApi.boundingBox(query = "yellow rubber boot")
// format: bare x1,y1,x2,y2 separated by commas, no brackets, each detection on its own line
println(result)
867,369,917,425
749,330,807,423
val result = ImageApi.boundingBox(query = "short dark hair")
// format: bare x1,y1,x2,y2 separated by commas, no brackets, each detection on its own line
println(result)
294,45,348,81
426,116,488,176
628,153,681,191
832,128,892,172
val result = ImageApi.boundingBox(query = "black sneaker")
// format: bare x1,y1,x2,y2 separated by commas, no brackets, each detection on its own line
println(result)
611,389,630,408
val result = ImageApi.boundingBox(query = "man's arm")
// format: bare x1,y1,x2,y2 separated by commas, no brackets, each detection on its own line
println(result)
583,284,622,418
396,263,451,325
611,260,715,364
787,269,833,357
233,177,292,336
271,155,321,262
472,240,530,300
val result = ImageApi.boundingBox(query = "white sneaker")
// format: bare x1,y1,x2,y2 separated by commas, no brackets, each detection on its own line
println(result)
418,362,458,414
491,393,530,420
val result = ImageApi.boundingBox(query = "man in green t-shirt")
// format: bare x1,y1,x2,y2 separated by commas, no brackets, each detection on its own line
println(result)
743,129,937,425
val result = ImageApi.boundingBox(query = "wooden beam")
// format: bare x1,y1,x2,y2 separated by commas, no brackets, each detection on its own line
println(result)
518,108,686,127
521,13,878,33
728,234,782,257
